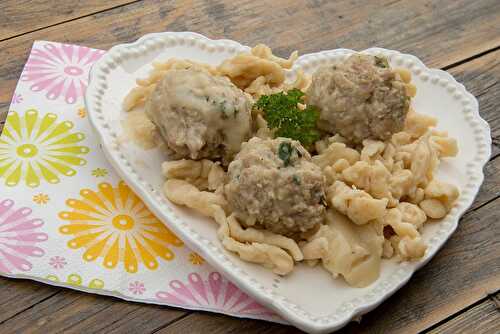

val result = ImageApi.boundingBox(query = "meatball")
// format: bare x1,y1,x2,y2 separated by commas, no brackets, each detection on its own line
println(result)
146,69,253,162
225,137,326,237
307,54,410,145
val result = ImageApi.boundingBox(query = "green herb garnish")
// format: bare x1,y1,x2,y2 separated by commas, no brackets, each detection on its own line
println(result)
219,100,227,112
292,175,301,185
374,56,389,68
278,142,293,167
219,100,229,119
254,88,320,147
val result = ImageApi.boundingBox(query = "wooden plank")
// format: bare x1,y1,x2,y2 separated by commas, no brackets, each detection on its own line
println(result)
472,155,500,211
427,294,500,334
0,0,138,40
0,276,60,323
157,312,302,334
1,0,500,122
160,198,500,334
0,288,186,333
447,48,500,155
63,301,186,334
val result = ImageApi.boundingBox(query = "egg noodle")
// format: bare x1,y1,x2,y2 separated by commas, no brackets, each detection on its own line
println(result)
124,45,458,287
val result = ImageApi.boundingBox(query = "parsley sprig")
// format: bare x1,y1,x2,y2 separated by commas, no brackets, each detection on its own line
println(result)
254,89,320,147
278,142,293,166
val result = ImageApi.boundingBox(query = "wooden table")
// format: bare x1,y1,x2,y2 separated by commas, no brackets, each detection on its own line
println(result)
0,1,499,333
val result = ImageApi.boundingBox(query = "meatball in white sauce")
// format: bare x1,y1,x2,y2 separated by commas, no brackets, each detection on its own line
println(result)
225,137,326,237
307,54,410,145
146,69,253,163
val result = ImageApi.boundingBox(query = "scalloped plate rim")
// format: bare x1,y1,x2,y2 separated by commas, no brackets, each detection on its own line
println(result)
85,31,491,334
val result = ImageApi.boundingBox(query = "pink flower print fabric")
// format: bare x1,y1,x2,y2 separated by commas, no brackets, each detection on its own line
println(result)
129,281,146,295
11,93,23,105
156,272,275,317
22,43,105,104
49,256,67,269
0,199,48,273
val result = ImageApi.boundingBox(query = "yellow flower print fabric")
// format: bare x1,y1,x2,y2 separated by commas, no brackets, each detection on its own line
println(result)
33,193,50,204
47,273,104,289
59,181,183,273
0,109,89,187
189,252,205,265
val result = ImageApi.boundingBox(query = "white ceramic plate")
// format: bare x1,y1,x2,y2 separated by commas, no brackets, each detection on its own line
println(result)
85,32,491,333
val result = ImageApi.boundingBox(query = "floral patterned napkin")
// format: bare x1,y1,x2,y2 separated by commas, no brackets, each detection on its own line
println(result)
0,41,280,322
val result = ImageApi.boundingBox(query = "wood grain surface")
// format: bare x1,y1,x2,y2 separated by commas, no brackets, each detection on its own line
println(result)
0,0,138,40
428,293,500,334
0,1,499,333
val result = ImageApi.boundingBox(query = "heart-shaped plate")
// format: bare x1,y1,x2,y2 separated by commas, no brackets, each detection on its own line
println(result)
85,32,490,333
